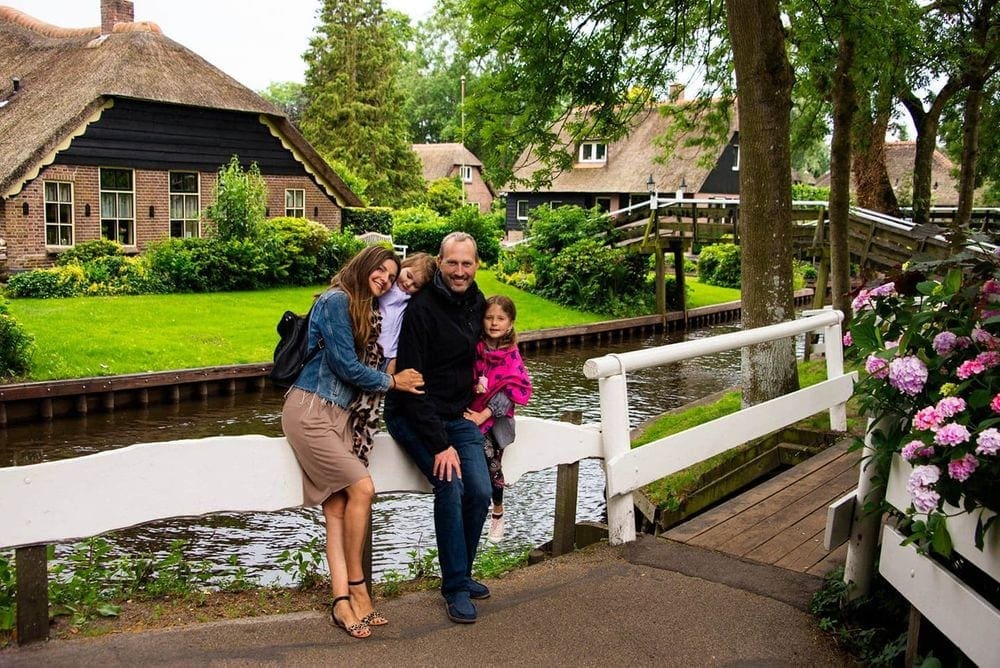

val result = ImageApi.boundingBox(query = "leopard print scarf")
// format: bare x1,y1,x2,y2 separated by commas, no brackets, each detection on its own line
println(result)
349,303,385,467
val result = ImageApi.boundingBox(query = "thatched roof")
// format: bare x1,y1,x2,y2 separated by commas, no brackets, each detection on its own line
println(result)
506,102,739,195
0,6,361,206
412,143,483,180
815,141,960,206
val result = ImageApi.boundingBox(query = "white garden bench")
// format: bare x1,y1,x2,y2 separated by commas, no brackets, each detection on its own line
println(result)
355,231,408,259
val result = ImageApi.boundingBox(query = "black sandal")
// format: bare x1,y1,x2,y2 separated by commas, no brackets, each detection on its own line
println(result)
349,578,389,626
331,595,370,639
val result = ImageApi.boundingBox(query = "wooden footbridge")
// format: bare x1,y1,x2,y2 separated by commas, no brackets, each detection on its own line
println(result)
607,195,1000,272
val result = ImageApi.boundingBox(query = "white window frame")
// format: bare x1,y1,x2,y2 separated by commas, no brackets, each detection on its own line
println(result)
578,141,607,163
169,171,201,238
99,167,135,245
44,180,74,247
459,165,473,183
516,200,529,221
732,144,740,171
285,189,305,217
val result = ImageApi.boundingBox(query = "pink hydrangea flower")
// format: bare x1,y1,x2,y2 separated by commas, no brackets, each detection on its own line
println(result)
983,278,1000,296
901,439,935,461
992,393,1000,414
976,350,1000,368
982,309,1000,320
912,406,942,431
842,331,852,347
906,465,942,513
934,423,971,446
947,454,978,482
976,428,1000,456
888,356,927,396
932,331,958,355
865,354,890,379
957,358,986,380
851,289,871,311
935,396,966,419
869,282,896,298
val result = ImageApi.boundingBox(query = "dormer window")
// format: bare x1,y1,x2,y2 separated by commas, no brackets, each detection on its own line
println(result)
578,141,607,163
459,165,473,182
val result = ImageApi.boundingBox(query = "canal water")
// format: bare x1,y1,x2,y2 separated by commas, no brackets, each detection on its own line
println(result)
0,323,744,586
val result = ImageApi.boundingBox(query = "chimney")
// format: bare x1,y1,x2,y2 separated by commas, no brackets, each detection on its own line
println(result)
669,83,685,102
101,0,134,34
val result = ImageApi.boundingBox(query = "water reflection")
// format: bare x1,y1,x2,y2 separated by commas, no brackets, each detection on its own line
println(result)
1,322,745,585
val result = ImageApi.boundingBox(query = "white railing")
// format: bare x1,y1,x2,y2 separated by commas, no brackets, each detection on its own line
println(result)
584,309,855,544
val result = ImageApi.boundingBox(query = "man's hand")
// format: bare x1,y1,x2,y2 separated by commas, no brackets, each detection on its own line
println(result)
433,446,461,482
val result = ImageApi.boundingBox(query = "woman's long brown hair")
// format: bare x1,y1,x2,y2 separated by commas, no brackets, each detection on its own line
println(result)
329,246,400,354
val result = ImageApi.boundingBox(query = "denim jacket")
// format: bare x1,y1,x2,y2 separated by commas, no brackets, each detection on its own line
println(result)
292,289,390,407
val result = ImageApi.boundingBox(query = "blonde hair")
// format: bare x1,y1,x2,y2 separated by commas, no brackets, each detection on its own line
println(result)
329,246,400,354
402,252,437,286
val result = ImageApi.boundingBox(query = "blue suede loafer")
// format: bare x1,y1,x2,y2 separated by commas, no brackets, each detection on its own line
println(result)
468,579,490,600
444,592,477,623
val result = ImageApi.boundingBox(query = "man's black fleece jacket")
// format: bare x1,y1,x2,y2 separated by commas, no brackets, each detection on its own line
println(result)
392,271,486,454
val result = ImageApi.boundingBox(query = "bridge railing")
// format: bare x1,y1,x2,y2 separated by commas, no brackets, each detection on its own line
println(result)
585,309,855,544
1,310,852,642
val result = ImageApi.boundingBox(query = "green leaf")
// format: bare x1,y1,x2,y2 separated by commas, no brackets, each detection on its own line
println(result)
930,521,953,557
96,603,122,618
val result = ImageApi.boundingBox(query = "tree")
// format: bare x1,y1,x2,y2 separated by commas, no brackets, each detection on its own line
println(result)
259,81,307,127
726,0,800,405
463,0,803,403
300,0,424,208
206,156,266,241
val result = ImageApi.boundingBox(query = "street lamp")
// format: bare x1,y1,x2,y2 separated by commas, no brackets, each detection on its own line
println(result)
676,176,687,201
647,173,656,210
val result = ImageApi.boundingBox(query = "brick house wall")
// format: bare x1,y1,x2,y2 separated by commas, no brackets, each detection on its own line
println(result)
449,166,494,213
2,164,343,272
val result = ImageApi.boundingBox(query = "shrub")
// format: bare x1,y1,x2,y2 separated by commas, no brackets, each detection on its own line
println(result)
0,297,33,379
81,255,164,296
792,183,831,201
527,205,610,256
258,217,334,286
205,155,267,241
54,239,123,266
425,177,464,217
393,220,451,256
392,206,443,228
342,207,393,236
697,243,741,289
5,265,86,298
544,238,650,316
446,207,503,264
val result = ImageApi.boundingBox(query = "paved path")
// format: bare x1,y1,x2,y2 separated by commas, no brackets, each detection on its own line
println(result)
2,535,853,667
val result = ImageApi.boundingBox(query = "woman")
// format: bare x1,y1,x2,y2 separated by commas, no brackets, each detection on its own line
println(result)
281,246,424,639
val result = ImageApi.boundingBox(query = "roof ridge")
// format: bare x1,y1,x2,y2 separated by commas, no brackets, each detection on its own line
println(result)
0,5,100,38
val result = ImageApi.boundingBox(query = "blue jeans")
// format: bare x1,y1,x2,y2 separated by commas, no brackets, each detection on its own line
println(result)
386,410,490,598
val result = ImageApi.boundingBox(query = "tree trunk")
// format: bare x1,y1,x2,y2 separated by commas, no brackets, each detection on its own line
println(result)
829,29,857,324
901,81,962,230
852,111,899,216
726,0,799,406
957,82,983,234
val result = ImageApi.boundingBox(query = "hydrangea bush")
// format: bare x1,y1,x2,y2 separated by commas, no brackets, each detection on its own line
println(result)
847,252,1000,556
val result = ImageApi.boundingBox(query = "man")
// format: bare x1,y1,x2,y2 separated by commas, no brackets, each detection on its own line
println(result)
385,231,491,624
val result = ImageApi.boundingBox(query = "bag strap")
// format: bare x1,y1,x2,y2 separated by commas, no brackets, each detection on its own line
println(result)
304,302,327,363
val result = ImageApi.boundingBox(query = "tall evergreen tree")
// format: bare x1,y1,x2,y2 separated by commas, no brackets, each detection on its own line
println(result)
301,0,424,208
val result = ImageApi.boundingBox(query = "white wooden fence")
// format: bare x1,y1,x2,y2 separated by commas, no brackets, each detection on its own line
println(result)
1,310,852,644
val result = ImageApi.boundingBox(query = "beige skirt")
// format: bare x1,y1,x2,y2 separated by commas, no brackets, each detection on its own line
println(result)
281,387,370,506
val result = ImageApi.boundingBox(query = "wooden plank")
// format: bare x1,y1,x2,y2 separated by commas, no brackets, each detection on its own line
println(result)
745,504,836,565
665,440,856,542
712,465,861,556
824,488,858,550
15,545,48,645
880,525,1000,667
606,376,856,497
806,541,849,577
774,525,834,572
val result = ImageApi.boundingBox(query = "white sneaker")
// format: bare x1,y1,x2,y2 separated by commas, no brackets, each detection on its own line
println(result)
487,513,504,543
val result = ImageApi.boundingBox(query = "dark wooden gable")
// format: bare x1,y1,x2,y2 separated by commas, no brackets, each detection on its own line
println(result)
54,98,302,175
699,132,741,195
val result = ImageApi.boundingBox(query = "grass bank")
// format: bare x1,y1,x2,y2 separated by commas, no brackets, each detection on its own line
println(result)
5,273,735,382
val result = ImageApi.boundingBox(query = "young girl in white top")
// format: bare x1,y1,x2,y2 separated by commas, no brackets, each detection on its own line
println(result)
377,252,437,371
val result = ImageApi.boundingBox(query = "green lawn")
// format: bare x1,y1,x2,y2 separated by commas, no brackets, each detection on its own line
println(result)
5,271,738,382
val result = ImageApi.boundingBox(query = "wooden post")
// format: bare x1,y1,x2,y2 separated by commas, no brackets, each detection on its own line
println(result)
552,410,583,556
654,244,666,316
905,606,922,667
15,545,48,645
673,241,687,328
844,417,889,599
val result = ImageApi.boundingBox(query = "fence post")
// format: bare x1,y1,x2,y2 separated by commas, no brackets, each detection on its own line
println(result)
823,314,847,432
551,411,583,556
598,356,636,545
15,544,48,645
844,417,888,599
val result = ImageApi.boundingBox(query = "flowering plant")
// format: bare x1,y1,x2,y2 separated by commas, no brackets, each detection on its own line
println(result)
847,252,1000,556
